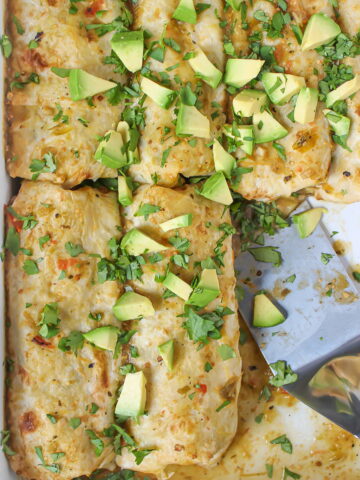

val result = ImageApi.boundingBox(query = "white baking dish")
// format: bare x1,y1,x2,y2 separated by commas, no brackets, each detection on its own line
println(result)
1,12,360,480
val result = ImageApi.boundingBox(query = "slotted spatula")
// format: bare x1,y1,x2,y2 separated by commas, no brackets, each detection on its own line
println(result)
236,199,360,436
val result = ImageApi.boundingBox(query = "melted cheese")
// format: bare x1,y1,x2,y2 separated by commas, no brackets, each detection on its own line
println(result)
6,182,122,480
115,185,241,476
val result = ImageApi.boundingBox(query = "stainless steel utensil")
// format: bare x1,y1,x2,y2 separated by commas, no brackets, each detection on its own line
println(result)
236,199,360,436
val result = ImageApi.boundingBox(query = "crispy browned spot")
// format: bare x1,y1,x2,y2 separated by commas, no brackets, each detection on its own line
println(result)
20,411,38,433
23,50,48,70
292,129,318,153
32,336,53,347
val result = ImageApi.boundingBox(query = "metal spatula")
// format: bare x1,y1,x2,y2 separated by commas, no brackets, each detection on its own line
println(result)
235,199,360,437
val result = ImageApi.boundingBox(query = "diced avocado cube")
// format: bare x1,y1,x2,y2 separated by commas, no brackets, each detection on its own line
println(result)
159,214,193,232
294,87,318,124
83,326,119,352
323,109,351,137
253,111,288,144
94,130,127,169
213,139,235,178
176,104,210,139
223,124,254,155
113,291,155,321
172,0,197,24
199,172,233,206
326,74,360,107
301,13,341,51
188,48,223,89
68,69,117,101
118,176,133,207
163,272,193,301
158,339,175,371
224,59,265,88
262,73,305,105
233,89,268,117
117,121,140,165
253,293,285,328
293,207,327,239
115,371,147,417
141,77,176,109
111,31,144,73
187,268,220,308
121,228,168,256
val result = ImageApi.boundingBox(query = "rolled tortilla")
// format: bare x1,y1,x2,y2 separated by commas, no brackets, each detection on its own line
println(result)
115,184,241,476
129,0,226,185
6,182,123,480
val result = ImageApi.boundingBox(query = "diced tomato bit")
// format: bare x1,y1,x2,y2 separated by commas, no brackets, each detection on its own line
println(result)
85,0,104,16
196,384,207,394
7,213,22,233
57,258,79,270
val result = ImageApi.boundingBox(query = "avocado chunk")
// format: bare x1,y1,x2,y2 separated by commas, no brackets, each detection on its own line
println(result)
224,59,265,88
159,214,193,232
187,269,220,308
323,109,351,137
262,73,305,105
121,228,168,256
83,326,119,352
293,207,327,238
223,124,254,155
94,130,127,169
141,77,176,109
163,272,193,301
233,89,268,117
68,69,117,101
253,111,288,144
253,293,285,328
172,0,197,24
199,172,233,205
326,74,360,107
158,339,175,370
111,31,144,73
176,104,210,139
294,87,319,124
115,371,147,417
301,13,341,51
188,48,223,88
113,291,155,321
213,139,235,178
118,176,133,207
117,121,140,165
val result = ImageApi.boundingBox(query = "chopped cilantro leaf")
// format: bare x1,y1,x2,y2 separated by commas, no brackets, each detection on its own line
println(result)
65,242,84,257
248,246,282,266
321,253,333,265
23,259,39,275
269,360,298,387
217,344,236,360
38,303,61,339
85,430,104,457
58,331,84,355
270,434,293,454
135,203,161,220
69,418,81,429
